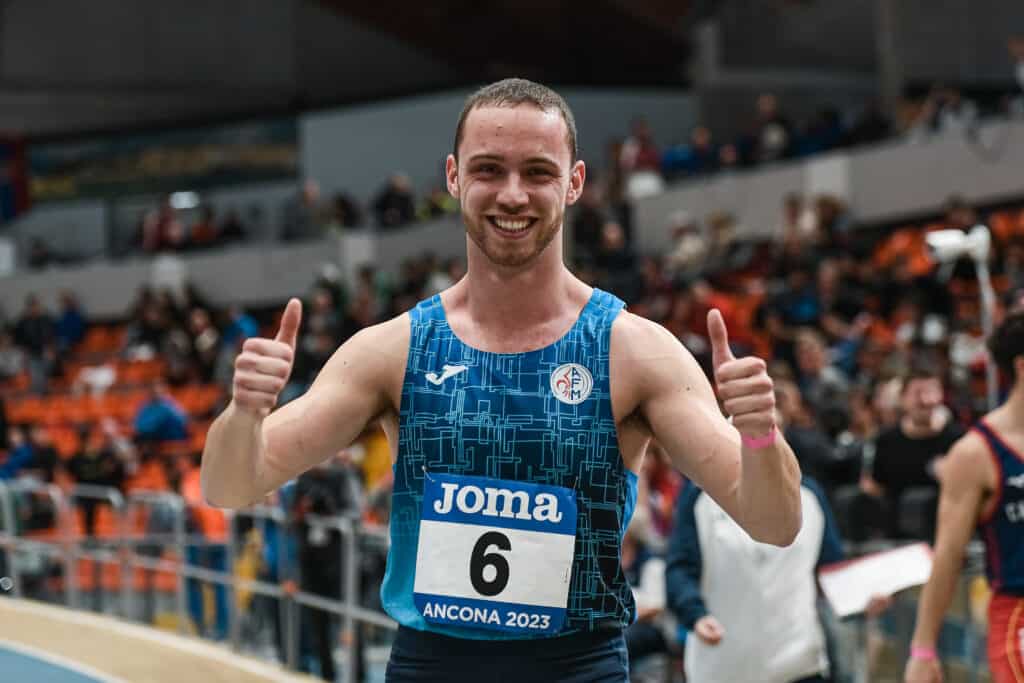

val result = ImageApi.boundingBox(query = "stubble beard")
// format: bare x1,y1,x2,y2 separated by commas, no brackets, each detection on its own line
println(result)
466,213,562,269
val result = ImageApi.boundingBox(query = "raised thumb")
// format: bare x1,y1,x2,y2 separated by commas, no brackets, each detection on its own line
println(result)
707,308,735,370
274,298,303,349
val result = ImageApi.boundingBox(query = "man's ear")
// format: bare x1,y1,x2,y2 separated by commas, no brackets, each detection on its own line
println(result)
566,159,586,206
446,154,459,198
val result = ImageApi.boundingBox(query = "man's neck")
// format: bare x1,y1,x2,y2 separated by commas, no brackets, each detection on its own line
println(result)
901,415,940,439
1000,384,1024,424
459,238,583,330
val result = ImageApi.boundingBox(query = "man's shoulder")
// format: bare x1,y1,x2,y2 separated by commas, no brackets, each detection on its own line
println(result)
344,313,411,358
610,310,683,360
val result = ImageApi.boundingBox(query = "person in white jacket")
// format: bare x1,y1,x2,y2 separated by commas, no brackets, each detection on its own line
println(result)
666,476,888,683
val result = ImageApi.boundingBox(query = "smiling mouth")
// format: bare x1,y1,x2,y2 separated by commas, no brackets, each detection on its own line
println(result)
487,216,536,237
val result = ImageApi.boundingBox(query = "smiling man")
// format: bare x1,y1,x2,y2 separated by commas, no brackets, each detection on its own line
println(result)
200,78,802,682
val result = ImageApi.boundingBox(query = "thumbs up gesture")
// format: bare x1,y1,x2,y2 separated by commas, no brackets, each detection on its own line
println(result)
232,298,302,418
707,308,777,446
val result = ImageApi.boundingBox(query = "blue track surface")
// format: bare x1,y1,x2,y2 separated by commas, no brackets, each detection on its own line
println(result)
0,643,106,682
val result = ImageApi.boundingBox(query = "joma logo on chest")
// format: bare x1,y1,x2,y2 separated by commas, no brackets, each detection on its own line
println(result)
433,482,563,523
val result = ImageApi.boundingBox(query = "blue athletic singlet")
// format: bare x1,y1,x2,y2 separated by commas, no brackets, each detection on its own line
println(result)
974,419,1024,595
380,288,637,640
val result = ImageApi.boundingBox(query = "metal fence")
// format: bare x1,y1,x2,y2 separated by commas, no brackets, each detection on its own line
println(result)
0,480,396,682
0,480,993,682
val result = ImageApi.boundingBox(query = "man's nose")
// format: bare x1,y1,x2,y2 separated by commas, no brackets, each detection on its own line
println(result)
496,173,528,209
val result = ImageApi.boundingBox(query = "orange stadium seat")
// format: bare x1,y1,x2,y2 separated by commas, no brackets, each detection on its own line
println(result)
80,326,127,355
6,396,45,422
991,208,1024,246
119,358,167,384
50,426,81,458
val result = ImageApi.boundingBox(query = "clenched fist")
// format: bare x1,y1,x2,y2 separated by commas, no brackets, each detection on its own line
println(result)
232,298,302,418
707,309,776,443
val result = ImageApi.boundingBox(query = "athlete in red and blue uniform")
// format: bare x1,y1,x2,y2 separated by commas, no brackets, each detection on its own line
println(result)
906,310,1024,683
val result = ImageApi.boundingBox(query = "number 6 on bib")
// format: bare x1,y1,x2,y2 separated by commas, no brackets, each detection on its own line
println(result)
413,473,577,634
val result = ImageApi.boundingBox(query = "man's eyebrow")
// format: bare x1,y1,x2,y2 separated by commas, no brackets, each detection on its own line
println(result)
465,153,560,166
466,153,504,163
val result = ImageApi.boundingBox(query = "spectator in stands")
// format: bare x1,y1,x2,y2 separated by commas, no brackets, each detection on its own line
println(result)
26,237,56,269
134,380,188,443
329,191,363,229
219,209,246,243
189,206,220,248
372,173,417,229
1008,38,1024,116
54,291,86,352
795,328,851,435
662,125,718,180
667,476,889,683
179,453,230,640
282,179,326,241
752,93,794,163
292,450,365,682
418,185,459,221
776,378,838,493
619,117,664,200
593,220,638,302
796,107,844,157
717,143,741,172
22,425,57,483
570,180,607,263
909,86,979,139
124,289,172,360
0,425,33,479
422,253,455,297
0,329,26,382
189,308,220,383
860,362,963,538
66,420,130,536
845,99,892,148
140,196,186,253
621,515,671,674
14,294,57,394
220,305,259,350
639,441,684,544
665,211,706,279
0,398,7,452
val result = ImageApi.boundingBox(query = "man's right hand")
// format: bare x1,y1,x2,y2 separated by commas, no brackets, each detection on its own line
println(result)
693,615,725,646
232,298,302,418
904,656,942,682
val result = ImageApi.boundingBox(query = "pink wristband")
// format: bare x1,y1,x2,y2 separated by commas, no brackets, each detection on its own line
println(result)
741,427,776,450
910,646,937,661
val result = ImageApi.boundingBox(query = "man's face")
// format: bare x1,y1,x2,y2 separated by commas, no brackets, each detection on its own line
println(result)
902,377,943,426
447,105,584,269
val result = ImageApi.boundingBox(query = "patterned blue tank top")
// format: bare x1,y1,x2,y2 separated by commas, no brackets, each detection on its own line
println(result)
380,288,638,639
975,419,1024,595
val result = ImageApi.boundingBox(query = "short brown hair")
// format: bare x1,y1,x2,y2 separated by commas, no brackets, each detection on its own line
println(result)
989,310,1024,383
901,358,943,392
453,78,578,162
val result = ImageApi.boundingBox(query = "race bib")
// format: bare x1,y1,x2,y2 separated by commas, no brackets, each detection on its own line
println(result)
412,473,577,635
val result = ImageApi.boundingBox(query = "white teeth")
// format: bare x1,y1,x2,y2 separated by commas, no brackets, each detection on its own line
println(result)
493,218,531,231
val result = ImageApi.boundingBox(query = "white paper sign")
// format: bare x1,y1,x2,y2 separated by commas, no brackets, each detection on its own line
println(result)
818,543,933,618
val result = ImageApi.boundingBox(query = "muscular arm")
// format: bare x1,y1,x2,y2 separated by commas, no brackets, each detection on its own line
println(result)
618,314,802,546
909,433,991,650
201,317,406,508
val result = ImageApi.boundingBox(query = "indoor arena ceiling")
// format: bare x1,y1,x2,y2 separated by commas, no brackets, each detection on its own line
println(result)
319,0,696,84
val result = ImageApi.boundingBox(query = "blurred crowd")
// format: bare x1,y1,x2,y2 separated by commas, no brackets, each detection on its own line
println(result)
20,39,1024,269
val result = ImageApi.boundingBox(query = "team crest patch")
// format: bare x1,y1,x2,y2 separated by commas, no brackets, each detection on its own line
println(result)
550,363,593,405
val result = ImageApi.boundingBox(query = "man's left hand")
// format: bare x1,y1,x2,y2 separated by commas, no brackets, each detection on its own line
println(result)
708,308,776,442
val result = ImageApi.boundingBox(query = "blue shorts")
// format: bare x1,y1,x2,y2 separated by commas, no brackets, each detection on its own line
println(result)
385,626,629,682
